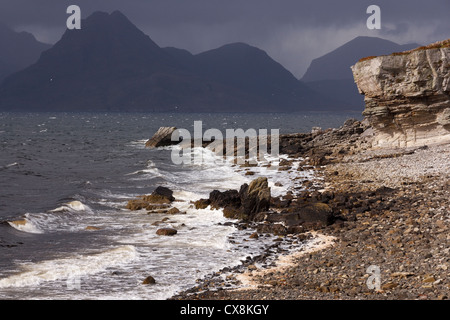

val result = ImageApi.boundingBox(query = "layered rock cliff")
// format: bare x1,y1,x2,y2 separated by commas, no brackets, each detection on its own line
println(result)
351,39,450,148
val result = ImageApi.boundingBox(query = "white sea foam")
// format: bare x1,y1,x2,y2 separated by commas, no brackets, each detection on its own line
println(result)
126,139,148,149
126,167,163,177
50,201,90,213
7,219,43,234
0,245,138,289
2,136,317,298
8,201,96,234
6,162,18,168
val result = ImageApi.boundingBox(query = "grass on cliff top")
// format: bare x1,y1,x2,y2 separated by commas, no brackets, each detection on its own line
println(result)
358,38,450,63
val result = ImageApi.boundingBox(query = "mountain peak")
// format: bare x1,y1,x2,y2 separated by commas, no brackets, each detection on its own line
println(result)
55,10,163,54
221,42,254,49
82,10,137,30
0,22,51,82
206,42,265,55
110,10,128,19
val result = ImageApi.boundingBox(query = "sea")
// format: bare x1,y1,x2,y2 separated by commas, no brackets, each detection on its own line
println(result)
0,111,361,300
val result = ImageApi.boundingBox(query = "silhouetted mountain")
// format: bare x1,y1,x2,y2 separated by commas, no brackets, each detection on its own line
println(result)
301,36,421,110
164,43,334,111
194,42,324,109
0,11,223,112
0,22,51,82
0,11,333,112
163,47,196,70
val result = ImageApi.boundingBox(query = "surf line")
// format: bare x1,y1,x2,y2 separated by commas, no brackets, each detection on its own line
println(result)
171,120,280,166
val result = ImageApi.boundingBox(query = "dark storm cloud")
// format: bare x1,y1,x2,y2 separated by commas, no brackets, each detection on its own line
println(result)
1,0,449,77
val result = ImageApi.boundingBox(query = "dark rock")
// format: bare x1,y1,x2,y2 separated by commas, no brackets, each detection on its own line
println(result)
256,223,287,235
238,177,271,219
209,189,240,210
270,196,291,209
264,202,337,233
156,228,178,236
126,186,175,211
206,178,271,220
152,186,175,202
223,206,244,219
143,276,156,285
299,202,335,226
166,207,181,215
194,199,211,209
249,232,259,239
126,198,151,211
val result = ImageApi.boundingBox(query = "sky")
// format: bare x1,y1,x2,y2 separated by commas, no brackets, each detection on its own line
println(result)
1,0,449,78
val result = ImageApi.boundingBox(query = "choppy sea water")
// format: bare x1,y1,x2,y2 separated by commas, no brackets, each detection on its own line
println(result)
0,112,361,300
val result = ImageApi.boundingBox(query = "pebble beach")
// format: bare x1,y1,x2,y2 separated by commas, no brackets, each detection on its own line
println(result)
171,142,450,300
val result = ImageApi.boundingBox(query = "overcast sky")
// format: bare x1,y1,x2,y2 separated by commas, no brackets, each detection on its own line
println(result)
1,0,449,78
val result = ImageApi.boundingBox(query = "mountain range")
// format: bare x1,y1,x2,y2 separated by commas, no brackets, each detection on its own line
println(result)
0,11,421,113
0,22,51,82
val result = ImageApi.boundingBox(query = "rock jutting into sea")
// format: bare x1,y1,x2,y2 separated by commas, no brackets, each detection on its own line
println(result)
195,177,271,221
126,186,185,215
351,39,450,148
194,177,344,235
145,127,178,148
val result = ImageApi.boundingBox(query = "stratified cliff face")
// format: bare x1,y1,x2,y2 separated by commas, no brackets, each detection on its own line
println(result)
351,39,450,148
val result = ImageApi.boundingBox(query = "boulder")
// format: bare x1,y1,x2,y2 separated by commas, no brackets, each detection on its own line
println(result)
152,186,175,202
166,207,181,215
126,199,150,211
239,177,271,218
295,203,336,229
145,127,178,148
206,177,271,221
142,276,156,285
156,228,178,236
126,186,175,211
209,189,240,210
264,202,337,233
194,199,211,209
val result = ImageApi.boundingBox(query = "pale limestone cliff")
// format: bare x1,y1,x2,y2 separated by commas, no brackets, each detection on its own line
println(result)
351,39,450,148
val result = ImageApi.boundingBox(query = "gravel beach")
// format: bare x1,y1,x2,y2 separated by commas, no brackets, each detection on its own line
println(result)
171,142,450,300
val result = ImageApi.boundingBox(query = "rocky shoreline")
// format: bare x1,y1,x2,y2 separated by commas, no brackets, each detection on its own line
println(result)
151,39,450,300
169,138,449,300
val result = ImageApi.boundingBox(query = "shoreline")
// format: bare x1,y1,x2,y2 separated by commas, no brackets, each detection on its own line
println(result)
170,140,450,300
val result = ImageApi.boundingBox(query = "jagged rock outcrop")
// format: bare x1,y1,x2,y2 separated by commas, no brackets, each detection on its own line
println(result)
126,186,175,211
145,127,178,148
351,39,450,148
197,177,271,221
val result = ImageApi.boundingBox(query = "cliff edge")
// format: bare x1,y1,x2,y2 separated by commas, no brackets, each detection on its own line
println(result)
351,39,450,148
